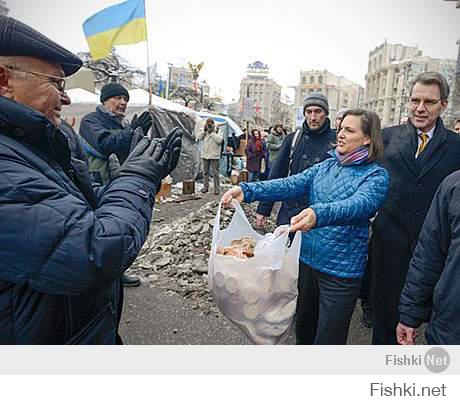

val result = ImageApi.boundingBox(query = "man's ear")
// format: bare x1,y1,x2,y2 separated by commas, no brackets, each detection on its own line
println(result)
440,99,448,113
0,65,13,98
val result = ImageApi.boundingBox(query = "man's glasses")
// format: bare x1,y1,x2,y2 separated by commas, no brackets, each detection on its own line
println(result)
409,97,441,108
5,65,66,93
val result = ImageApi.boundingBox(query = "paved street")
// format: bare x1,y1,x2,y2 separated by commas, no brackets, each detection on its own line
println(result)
119,187,375,345
120,283,372,344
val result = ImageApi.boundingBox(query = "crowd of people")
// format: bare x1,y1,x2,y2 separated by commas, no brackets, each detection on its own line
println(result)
223,73,460,346
1,15,460,345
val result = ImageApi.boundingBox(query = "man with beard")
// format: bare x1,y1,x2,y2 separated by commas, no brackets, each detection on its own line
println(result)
256,92,336,228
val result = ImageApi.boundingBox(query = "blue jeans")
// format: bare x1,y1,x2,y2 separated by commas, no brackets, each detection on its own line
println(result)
296,262,362,345
248,171,259,182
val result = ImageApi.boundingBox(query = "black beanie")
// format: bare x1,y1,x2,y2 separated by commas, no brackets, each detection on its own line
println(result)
303,91,329,115
100,83,130,103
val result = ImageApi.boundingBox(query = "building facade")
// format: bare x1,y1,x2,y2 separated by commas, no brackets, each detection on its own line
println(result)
0,1,8,16
169,65,210,97
364,41,457,127
293,69,364,125
239,61,282,127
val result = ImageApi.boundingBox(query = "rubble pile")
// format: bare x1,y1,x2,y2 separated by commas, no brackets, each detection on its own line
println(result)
130,201,277,315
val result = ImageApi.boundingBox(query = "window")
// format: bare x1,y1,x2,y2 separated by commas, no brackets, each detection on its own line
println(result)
310,76,314,84
302,77,306,84
318,75,323,84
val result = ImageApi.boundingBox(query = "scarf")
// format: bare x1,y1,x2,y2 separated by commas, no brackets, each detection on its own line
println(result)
255,137,263,152
334,145,369,165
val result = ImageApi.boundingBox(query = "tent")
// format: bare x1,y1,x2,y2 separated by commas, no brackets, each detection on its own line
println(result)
66,88,99,104
62,89,243,182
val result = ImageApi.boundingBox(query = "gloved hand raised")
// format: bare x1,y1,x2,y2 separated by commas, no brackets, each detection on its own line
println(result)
107,127,146,182
111,136,169,188
130,111,152,135
161,127,183,177
130,126,145,153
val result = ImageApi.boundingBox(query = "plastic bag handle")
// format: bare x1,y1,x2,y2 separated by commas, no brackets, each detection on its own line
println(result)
212,200,223,248
212,199,254,251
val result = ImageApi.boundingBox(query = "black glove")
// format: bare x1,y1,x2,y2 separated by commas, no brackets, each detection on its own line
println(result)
130,111,152,135
112,136,169,189
162,127,183,177
130,126,145,153
107,153,121,182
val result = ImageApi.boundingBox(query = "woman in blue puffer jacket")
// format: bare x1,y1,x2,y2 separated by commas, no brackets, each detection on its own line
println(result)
222,109,389,345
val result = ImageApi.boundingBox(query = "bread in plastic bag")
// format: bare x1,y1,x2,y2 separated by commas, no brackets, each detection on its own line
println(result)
208,200,301,344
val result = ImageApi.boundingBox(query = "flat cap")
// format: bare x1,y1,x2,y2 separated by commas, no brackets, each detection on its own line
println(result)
0,15,82,76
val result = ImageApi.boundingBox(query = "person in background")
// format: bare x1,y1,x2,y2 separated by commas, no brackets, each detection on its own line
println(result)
245,128,267,182
79,83,152,186
223,109,389,344
267,124,286,171
259,130,270,180
196,118,224,194
397,170,460,345
370,71,460,344
224,132,241,177
453,118,460,134
335,108,348,131
256,92,336,228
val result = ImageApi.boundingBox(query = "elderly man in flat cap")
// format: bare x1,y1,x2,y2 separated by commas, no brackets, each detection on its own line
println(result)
0,15,182,344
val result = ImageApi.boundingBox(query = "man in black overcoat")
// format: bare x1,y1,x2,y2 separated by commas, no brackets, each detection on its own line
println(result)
371,71,460,344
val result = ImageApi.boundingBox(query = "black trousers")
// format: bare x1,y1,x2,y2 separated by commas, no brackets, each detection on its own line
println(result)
296,262,362,345
371,320,398,345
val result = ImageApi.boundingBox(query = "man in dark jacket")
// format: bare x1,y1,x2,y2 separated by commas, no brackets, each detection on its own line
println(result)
256,92,336,227
397,170,460,345
79,82,152,186
80,83,153,287
371,71,460,344
0,15,182,344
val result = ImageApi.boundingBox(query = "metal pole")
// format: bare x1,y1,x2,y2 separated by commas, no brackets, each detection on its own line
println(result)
143,0,152,105
166,63,172,100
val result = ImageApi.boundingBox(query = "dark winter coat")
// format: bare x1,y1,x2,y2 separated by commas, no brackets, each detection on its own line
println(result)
399,171,460,344
371,119,460,329
0,96,156,344
60,120,87,163
257,119,336,225
242,151,389,278
245,134,267,172
79,105,133,184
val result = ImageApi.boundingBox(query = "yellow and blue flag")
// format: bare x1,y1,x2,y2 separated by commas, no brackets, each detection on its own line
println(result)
83,0,147,60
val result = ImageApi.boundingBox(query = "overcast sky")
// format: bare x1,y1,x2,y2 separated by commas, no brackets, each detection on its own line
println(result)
9,0,460,102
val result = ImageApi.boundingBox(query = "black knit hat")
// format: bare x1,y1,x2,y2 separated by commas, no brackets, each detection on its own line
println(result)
100,83,130,103
0,15,82,76
303,92,329,115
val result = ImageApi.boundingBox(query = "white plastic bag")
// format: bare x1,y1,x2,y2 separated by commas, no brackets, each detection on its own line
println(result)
208,200,301,344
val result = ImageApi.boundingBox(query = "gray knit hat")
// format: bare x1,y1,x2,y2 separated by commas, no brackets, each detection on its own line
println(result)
303,92,329,115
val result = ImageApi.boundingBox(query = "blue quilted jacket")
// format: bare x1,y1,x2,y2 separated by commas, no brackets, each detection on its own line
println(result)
241,151,389,278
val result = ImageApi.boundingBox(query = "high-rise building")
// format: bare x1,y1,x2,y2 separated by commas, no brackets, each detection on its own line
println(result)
239,61,282,126
293,69,364,126
364,41,457,127
0,1,9,16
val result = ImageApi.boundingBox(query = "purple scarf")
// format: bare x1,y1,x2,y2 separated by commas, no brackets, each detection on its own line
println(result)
334,145,369,165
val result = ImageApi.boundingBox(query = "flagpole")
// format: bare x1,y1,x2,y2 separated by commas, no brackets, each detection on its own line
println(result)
143,0,152,105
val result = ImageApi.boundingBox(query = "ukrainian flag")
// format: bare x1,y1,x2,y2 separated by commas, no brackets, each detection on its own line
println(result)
83,0,147,60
